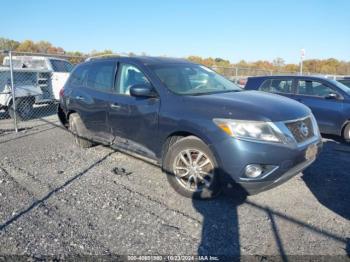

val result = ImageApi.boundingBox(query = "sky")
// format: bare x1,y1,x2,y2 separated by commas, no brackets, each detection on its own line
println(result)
1,0,349,64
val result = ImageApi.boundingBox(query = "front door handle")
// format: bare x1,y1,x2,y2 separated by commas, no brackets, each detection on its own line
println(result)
110,103,121,110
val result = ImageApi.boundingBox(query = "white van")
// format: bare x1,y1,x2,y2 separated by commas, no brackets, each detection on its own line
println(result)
1,56,73,120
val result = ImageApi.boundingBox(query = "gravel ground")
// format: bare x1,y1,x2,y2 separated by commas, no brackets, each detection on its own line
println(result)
0,116,349,260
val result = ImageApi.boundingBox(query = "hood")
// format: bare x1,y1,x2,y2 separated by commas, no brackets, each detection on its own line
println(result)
184,90,311,122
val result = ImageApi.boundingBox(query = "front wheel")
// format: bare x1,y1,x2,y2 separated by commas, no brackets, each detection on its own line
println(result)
343,123,350,142
163,136,221,199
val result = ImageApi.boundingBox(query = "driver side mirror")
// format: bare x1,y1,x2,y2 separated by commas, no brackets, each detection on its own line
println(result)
129,84,158,98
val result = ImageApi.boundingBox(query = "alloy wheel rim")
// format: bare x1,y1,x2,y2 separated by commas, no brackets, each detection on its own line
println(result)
173,149,214,192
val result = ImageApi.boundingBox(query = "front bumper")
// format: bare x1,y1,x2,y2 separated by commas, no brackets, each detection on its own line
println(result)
238,156,316,194
211,136,323,195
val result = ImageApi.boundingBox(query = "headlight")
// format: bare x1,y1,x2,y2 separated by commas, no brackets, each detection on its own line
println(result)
213,118,282,143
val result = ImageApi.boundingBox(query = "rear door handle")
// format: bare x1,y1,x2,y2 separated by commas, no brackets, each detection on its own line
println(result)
110,103,121,110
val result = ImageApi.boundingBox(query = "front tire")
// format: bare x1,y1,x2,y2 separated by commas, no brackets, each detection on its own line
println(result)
343,123,350,142
69,113,94,148
163,136,221,199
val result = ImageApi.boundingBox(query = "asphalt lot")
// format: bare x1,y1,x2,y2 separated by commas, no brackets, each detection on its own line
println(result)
0,115,349,260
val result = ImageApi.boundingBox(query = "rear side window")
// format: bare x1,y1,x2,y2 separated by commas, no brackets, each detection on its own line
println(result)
69,64,89,86
50,59,73,72
297,80,336,97
259,79,293,94
86,61,116,91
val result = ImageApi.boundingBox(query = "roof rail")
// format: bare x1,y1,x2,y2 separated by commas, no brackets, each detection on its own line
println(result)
85,53,130,62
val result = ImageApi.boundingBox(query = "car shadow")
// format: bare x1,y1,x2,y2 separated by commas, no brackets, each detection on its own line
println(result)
302,135,350,220
191,171,247,258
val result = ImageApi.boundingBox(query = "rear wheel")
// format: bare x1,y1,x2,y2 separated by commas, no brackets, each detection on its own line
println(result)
343,123,350,142
69,113,94,148
163,136,221,199
8,97,35,121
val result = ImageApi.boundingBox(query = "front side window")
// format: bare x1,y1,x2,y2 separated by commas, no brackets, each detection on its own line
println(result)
86,61,116,91
50,59,74,72
297,80,336,97
259,79,293,94
69,64,89,86
151,64,241,95
116,64,149,95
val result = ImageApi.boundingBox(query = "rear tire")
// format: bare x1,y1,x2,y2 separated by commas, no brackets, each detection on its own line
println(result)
163,136,221,199
343,123,350,142
69,113,94,148
8,97,35,121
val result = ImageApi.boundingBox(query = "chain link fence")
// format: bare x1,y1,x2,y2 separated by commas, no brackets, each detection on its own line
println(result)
0,50,85,134
211,66,302,87
211,66,328,87
0,66,12,133
211,66,349,87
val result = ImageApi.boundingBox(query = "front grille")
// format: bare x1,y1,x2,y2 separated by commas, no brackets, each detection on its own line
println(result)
285,117,314,143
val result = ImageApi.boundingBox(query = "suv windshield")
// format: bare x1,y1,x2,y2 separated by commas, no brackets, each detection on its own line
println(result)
151,64,241,95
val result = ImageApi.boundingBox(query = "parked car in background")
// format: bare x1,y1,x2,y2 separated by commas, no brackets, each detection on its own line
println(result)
58,56,322,199
245,75,350,141
1,56,73,120
3,56,74,100
0,67,51,120
337,78,350,88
